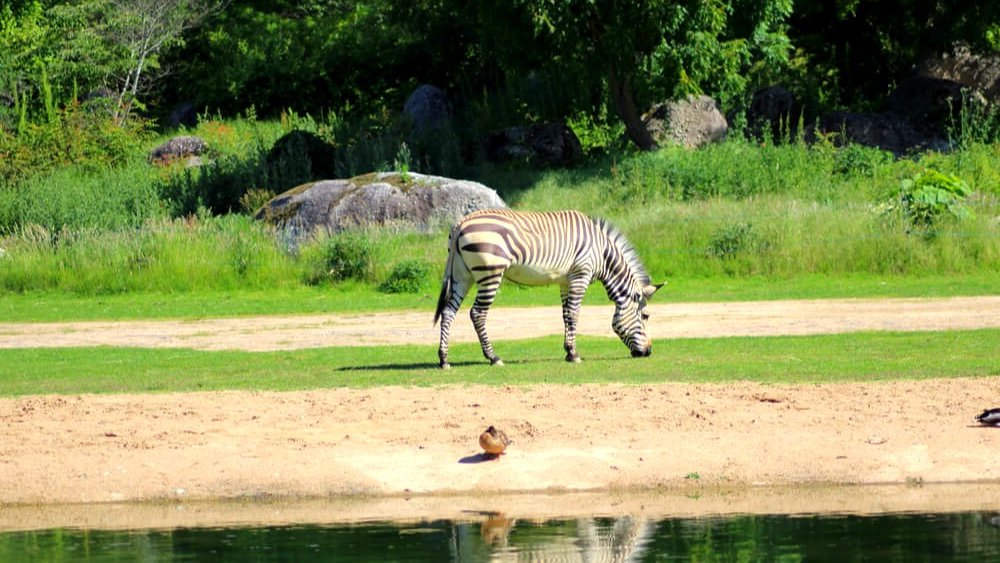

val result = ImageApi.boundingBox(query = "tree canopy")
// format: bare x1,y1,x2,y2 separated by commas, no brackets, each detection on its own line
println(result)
2,0,999,149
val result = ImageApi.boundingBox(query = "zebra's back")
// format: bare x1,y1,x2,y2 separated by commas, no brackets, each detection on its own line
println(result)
454,209,600,286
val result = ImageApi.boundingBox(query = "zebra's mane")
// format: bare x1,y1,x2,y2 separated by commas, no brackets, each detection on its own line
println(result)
595,217,651,287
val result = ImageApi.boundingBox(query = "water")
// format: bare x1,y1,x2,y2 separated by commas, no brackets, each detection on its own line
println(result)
2,511,999,562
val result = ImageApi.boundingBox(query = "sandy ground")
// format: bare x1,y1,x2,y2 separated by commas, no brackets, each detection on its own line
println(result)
2,295,999,351
1,296,1000,530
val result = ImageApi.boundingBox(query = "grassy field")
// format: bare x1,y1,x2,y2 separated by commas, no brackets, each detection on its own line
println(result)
1,119,997,398
1,330,997,396
1,273,999,323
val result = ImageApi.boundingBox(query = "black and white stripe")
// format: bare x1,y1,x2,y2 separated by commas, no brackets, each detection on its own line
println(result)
433,209,662,368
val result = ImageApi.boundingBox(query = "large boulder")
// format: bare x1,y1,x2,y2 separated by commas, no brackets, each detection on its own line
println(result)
917,43,1000,106
746,86,800,141
817,111,945,154
886,76,965,135
485,123,583,167
403,84,452,137
148,135,208,166
255,172,506,238
266,130,338,181
167,101,198,129
642,95,728,148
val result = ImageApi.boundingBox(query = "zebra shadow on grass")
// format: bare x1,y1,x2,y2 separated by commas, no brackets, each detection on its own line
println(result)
335,356,616,372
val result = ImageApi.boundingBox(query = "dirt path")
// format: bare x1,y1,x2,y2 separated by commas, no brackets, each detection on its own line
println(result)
1,296,999,528
2,296,999,350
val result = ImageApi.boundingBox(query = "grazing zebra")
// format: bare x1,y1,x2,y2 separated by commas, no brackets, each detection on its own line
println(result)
433,209,662,368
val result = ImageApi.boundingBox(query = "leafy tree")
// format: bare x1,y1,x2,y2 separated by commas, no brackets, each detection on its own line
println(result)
102,0,226,125
789,0,1000,110
484,0,793,150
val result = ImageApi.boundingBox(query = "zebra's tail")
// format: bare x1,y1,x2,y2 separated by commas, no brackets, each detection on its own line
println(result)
433,224,459,326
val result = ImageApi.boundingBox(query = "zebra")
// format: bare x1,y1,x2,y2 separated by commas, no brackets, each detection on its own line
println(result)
433,209,662,369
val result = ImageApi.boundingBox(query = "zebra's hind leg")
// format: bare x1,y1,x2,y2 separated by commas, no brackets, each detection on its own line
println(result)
470,285,503,366
438,307,457,369
438,273,471,370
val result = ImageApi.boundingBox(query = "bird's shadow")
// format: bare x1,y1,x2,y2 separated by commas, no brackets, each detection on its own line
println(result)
458,453,499,464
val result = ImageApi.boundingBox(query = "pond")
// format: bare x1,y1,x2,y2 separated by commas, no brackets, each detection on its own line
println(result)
3,486,1000,561
2,510,1000,561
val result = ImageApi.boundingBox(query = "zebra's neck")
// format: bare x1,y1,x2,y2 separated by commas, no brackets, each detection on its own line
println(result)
595,225,649,305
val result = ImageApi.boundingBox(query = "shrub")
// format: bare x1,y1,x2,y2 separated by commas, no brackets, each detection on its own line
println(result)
834,144,892,177
886,169,971,232
377,259,430,293
707,222,768,260
305,232,374,284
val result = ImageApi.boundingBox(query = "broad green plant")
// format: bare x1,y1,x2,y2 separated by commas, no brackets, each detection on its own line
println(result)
887,169,972,232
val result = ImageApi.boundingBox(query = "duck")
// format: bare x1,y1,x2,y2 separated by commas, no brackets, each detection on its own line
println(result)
975,408,1000,426
479,425,512,459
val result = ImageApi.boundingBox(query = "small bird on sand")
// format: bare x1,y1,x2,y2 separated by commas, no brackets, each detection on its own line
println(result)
479,425,511,459
975,408,1000,426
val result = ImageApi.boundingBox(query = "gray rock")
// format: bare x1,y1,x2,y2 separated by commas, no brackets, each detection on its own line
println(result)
485,123,583,167
403,85,452,137
817,111,946,155
747,86,800,141
886,76,965,135
642,95,728,148
255,172,506,240
168,101,198,129
918,43,1000,106
149,135,208,165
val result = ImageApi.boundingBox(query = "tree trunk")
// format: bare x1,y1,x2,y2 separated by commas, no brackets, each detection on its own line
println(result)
609,65,657,151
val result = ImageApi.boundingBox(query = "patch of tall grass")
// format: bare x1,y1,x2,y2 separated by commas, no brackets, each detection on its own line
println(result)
0,215,448,296
0,162,164,234
1,123,998,298
1,190,995,296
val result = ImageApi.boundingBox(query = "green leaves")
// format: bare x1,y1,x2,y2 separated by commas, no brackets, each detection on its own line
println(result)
888,169,972,233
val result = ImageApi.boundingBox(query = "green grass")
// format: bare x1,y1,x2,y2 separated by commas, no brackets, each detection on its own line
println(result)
2,127,998,306
0,273,997,323
0,330,997,396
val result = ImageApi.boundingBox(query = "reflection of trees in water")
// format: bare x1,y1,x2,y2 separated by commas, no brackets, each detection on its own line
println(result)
450,514,654,562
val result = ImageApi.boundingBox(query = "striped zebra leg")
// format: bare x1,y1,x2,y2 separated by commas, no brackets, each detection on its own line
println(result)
470,283,504,366
437,272,471,370
560,275,590,363
437,306,457,369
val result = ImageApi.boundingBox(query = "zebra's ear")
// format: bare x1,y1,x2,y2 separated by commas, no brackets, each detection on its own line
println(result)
643,283,664,298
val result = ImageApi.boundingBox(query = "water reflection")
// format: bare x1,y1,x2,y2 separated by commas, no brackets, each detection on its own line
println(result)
2,512,1000,561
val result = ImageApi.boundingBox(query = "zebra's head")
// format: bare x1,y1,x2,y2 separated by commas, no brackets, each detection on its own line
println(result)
612,283,662,357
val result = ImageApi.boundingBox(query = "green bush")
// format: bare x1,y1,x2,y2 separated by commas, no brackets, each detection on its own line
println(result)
0,102,151,188
377,259,430,294
885,169,972,232
304,232,374,285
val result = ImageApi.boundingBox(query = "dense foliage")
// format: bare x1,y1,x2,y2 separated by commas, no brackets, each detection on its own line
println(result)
4,1,999,139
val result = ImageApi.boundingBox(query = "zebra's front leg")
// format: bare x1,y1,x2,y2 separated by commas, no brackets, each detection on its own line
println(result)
561,277,589,363
471,287,503,366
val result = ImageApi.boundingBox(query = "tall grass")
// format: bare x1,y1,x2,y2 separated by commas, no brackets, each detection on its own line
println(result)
0,215,448,295
1,120,998,298
0,161,164,234
1,190,996,296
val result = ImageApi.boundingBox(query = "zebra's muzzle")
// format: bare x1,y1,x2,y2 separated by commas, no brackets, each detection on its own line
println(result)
631,347,652,358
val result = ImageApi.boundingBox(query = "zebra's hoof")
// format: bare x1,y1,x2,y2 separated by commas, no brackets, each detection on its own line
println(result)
440,362,451,370
491,359,505,367
565,354,581,363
